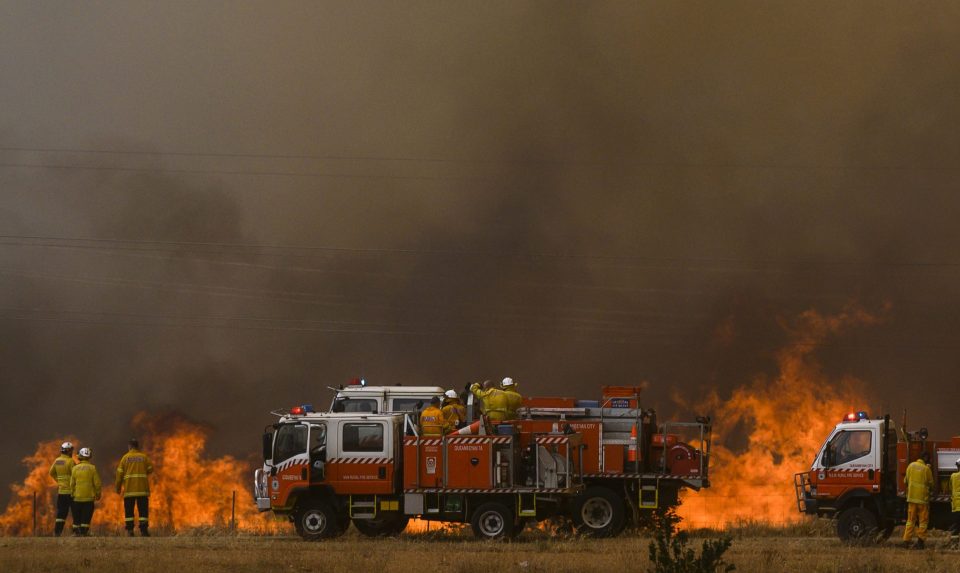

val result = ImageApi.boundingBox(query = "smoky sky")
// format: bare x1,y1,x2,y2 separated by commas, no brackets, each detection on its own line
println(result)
2,2,960,503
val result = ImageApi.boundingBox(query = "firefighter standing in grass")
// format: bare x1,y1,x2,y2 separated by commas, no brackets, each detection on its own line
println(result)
501,377,522,420
950,457,960,549
69,448,101,536
902,451,934,549
441,390,466,429
419,397,446,436
116,438,153,537
48,441,76,536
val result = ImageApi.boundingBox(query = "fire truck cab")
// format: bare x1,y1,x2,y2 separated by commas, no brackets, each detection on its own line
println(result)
795,411,960,543
329,380,446,415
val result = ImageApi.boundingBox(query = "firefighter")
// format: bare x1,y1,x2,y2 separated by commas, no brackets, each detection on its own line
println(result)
902,451,934,549
116,438,153,537
951,457,960,549
48,441,76,536
441,389,466,429
501,377,522,420
469,380,509,422
69,447,101,536
419,396,446,436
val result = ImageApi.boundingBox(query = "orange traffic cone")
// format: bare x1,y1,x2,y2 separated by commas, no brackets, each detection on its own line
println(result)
627,425,638,470
448,420,483,436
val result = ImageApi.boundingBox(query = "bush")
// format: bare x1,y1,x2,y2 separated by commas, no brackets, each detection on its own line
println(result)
647,509,734,573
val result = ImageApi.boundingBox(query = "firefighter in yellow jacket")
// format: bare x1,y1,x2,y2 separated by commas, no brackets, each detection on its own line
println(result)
903,451,934,549
419,396,447,436
501,377,522,420
441,390,467,429
116,438,153,536
69,447,101,536
48,441,76,536
469,380,509,422
950,457,960,549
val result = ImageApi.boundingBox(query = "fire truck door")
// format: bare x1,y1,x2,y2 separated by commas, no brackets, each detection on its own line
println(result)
817,428,879,495
308,423,327,483
329,420,394,494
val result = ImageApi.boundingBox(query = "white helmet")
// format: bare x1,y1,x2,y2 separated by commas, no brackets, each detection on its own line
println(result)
956,457,960,469
60,441,74,454
78,447,92,459
445,390,458,399
501,377,515,387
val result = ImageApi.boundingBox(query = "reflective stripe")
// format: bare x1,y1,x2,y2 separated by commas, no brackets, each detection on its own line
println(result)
124,518,134,522
55,519,65,523
138,518,148,522
123,474,148,479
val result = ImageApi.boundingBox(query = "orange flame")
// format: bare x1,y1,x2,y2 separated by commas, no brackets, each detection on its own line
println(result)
677,305,884,528
0,412,280,535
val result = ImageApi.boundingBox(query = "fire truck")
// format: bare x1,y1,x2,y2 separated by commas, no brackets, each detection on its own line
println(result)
253,382,712,540
794,411,960,542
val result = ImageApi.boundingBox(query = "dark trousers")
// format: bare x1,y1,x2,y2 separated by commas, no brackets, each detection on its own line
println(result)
124,496,149,532
951,511,960,541
71,501,95,535
54,494,72,536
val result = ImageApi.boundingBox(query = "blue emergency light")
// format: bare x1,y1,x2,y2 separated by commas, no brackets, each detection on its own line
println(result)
843,411,870,422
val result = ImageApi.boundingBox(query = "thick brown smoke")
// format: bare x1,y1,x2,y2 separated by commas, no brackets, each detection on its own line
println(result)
2,3,959,505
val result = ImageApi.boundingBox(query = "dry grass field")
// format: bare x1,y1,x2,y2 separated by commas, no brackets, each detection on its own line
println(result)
1,525,959,573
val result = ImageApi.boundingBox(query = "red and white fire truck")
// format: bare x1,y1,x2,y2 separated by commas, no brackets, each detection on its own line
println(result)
794,411,960,542
254,382,712,540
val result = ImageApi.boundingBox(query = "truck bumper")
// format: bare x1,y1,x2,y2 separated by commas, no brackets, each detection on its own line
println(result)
800,496,818,515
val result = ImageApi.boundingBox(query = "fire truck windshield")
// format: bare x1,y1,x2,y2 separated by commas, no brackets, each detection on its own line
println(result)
825,429,872,466
333,398,377,413
274,424,307,463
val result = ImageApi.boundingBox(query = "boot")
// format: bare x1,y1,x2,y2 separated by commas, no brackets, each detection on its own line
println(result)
915,539,926,550
126,529,135,537
140,526,150,537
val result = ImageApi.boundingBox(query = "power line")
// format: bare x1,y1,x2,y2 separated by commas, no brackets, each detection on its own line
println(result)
2,233,960,269
4,145,960,172
0,161,487,183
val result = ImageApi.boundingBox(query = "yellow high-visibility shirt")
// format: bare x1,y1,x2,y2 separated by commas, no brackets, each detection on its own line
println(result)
420,406,446,436
70,461,102,502
441,400,466,428
116,449,153,497
904,459,933,504
49,454,75,495
469,383,510,421
951,471,960,512
503,387,522,419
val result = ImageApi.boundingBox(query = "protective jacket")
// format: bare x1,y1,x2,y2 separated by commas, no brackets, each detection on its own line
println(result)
469,383,509,422
116,448,153,497
441,399,466,428
951,471,960,512
904,459,934,504
70,461,102,502
419,405,446,436
503,387,522,420
49,454,76,494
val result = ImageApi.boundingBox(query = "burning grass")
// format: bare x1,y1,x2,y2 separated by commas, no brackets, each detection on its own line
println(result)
677,305,885,528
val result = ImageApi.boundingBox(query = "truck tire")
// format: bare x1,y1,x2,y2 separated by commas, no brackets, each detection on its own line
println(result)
572,486,626,538
294,501,343,541
353,516,409,537
471,502,516,540
837,507,878,544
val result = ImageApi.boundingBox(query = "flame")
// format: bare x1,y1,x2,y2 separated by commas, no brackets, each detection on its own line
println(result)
677,304,884,528
0,412,280,535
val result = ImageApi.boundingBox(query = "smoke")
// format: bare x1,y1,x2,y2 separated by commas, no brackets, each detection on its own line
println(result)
2,3,960,505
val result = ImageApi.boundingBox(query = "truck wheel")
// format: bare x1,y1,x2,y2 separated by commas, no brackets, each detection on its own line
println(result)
572,486,626,538
294,501,343,541
837,507,878,544
471,502,516,540
353,516,409,537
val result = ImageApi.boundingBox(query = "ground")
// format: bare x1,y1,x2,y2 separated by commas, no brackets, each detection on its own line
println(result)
2,527,959,573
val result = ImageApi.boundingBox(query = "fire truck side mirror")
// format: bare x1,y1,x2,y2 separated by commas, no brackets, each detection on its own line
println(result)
262,432,273,461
